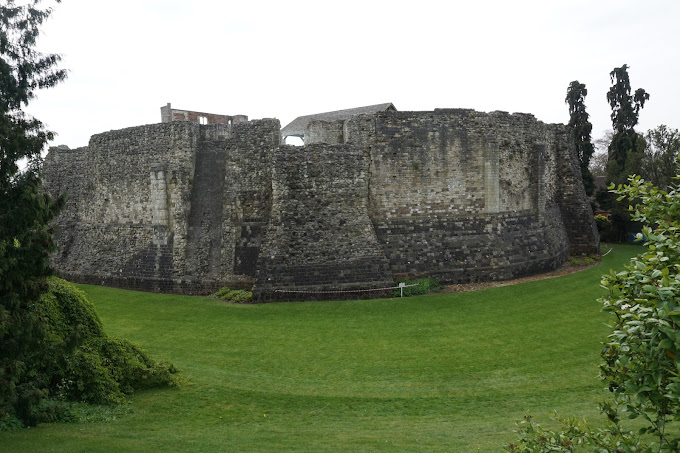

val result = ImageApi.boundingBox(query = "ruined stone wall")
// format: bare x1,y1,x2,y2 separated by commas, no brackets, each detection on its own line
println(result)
160,103,247,125
44,108,598,301
44,119,280,294
253,145,394,301
44,122,198,291
220,119,279,287
305,119,345,144
300,109,598,285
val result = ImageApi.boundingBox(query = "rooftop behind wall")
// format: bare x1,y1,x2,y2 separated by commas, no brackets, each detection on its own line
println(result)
160,103,247,126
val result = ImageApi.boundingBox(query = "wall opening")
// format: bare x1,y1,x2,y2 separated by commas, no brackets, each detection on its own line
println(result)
285,136,304,146
199,116,208,125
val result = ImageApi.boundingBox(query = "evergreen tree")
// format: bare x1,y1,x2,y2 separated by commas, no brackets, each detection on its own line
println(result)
605,64,649,186
602,65,649,242
0,0,66,425
565,80,595,196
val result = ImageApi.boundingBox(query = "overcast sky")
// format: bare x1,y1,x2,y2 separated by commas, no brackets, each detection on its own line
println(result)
27,0,679,150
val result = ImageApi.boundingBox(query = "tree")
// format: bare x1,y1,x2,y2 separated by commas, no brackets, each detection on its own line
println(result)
590,131,614,178
603,65,650,242
605,64,650,187
1,0,66,426
506,159,680,452
589,152,608,177
1,3,178,429
640,125,680,191
565,81,595,196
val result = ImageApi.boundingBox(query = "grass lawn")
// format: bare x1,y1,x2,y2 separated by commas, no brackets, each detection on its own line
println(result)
1,244,640,452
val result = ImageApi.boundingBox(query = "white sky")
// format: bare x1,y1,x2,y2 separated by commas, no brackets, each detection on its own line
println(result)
27,0,680,150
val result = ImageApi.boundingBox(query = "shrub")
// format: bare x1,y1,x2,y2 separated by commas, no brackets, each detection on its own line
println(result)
594,214,617,242
0,414,23,432
506,162,680,451
568,255,598,266
393,278,443,297
0,277,178,430
211,287,253,303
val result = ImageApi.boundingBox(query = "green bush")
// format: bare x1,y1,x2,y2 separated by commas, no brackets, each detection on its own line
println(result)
211,287,253,303
594,214,617,243
0,414,23,432
506,164,680,451
393,278,443,297
0,277,178,430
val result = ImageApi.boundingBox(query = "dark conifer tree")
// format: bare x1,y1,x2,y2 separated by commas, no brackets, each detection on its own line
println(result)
565,80,595,196
606,64,649,186
0,0,66,425
601,64,649,242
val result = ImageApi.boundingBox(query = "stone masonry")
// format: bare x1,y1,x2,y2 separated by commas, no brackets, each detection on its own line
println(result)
43,107,599,301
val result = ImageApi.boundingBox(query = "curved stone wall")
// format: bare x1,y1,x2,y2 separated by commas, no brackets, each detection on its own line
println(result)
43,109,599,301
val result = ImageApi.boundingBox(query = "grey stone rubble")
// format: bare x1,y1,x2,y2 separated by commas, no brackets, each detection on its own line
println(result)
42,106,599,302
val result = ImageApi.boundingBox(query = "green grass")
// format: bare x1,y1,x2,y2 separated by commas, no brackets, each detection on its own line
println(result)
0,244,640,452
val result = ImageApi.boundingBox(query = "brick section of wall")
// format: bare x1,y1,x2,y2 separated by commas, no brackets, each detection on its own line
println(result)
253,145,394,301
184,141,228,280
160,103,247,126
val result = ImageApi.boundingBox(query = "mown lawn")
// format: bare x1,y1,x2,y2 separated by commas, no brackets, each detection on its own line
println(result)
1,245,639,452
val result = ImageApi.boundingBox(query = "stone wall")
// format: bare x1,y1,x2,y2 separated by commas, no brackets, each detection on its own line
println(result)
253,145,394,301
44,119,281,294
305,119,345,144
298,109,598,285
160,103,248,126
44,108,599,301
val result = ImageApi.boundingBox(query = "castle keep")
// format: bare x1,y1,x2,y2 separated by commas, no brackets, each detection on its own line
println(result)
43,104,599,301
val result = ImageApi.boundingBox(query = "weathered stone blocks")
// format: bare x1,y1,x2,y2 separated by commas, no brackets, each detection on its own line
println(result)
43,108,599,301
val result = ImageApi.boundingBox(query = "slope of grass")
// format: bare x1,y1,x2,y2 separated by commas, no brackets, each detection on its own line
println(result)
0,244,639,452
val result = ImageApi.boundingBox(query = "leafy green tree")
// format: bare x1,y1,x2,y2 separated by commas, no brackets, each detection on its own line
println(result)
565,81,595,196
0,0,66,426
640,125,680,191
506,159,680,452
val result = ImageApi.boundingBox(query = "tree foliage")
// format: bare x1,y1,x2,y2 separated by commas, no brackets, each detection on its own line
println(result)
1,0,67,427
599,65,650,242
605,64,650,187
565,80,595,196
640,125,680,192
506,159,680,452
1,1,178,429
1,278,179,430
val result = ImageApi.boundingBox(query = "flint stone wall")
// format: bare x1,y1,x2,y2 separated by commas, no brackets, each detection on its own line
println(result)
341,109,595,282
44,119,280,294
44,108,599,301
253,145,394,301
